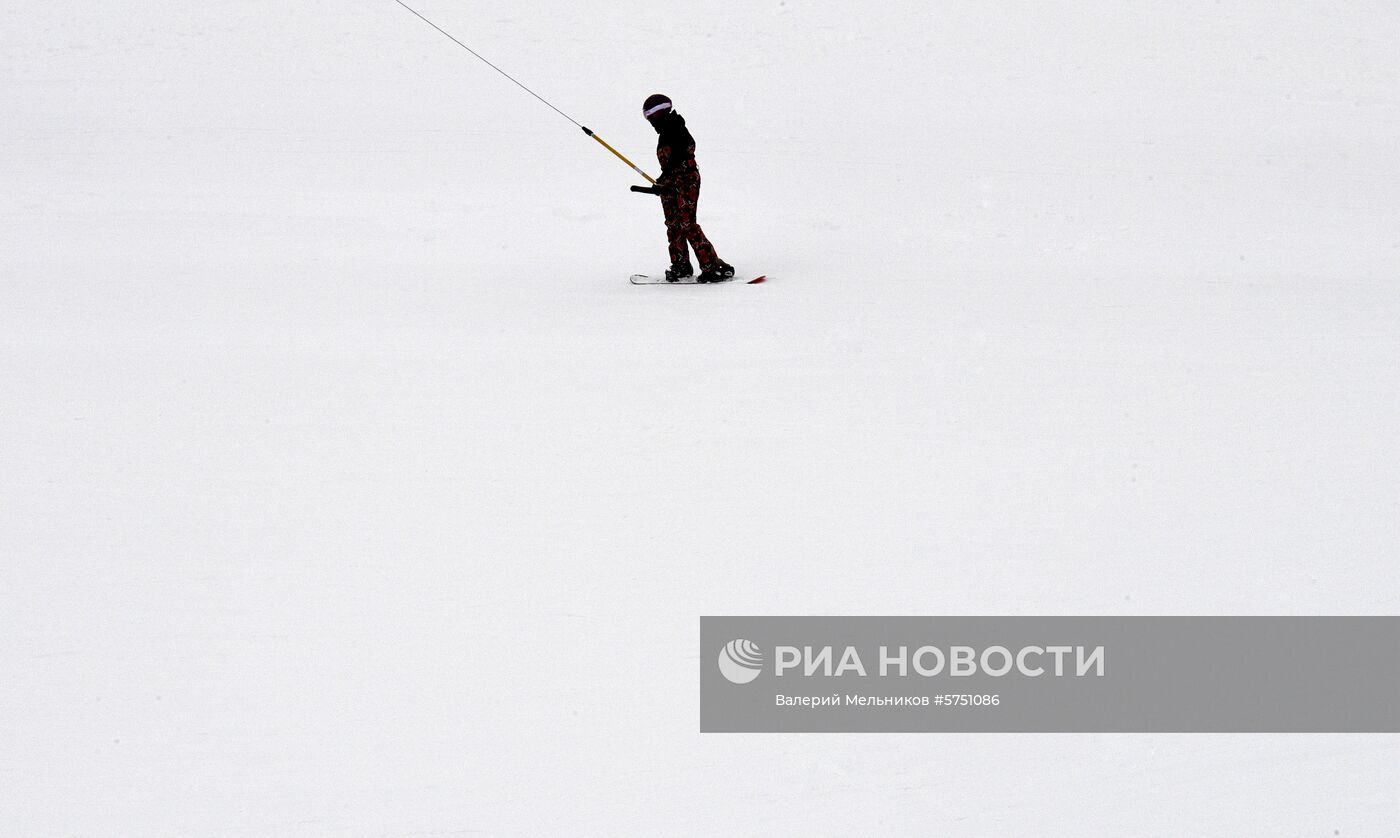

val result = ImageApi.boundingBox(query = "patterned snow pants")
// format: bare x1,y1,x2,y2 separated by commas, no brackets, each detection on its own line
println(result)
661,170,720,271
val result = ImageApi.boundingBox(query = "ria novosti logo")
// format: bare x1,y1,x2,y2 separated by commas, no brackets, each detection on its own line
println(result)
716,640,1107,683
718,639,764,684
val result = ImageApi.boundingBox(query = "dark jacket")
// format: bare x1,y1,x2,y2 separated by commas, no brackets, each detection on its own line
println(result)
653,112,697,184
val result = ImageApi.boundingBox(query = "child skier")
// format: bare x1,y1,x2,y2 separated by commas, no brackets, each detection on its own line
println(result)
640,94,734,283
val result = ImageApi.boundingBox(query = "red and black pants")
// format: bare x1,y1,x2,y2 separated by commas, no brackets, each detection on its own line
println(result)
661,169,721,271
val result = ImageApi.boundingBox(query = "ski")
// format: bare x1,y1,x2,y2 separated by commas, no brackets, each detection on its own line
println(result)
630,274,767,285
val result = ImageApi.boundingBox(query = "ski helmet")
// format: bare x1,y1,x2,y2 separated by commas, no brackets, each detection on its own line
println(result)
642,94,672,118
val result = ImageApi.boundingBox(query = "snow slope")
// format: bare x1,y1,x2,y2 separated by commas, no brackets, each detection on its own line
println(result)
3,1,1398,834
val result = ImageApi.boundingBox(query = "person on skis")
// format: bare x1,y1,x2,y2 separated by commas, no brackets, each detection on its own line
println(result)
640,94,734,283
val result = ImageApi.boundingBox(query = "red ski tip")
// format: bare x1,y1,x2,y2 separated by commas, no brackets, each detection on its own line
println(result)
747,275,767,284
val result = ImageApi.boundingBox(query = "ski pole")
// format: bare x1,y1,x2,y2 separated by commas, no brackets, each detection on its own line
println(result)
392,0,656,184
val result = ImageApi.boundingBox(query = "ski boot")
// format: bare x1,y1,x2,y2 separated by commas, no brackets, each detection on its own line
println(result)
696,261,735,284
665,262,694,283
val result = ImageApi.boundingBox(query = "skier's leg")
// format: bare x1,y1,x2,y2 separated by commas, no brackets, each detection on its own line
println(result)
679,175,720,270
661,191,692,274
681,175,733,281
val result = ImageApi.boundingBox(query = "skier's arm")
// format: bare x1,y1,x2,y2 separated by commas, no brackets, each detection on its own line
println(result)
655,142,680,185
654,121,695,185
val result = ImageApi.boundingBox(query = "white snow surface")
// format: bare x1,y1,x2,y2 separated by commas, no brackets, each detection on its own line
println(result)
3,1,1399,834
